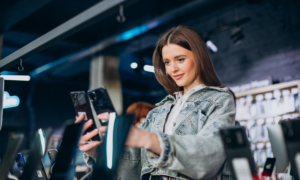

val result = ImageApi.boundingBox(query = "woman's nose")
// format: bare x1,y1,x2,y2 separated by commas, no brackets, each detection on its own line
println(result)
170,62,178,72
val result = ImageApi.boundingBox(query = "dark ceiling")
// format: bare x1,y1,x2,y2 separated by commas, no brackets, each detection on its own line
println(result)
0,0,236,78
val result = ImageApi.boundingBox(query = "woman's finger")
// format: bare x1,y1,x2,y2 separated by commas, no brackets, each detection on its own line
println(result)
75,114,85,124
102,133,106,137
97,112,109,120
79,141,101,152
82,120,93,132
99,126,107,133
81,128,99,142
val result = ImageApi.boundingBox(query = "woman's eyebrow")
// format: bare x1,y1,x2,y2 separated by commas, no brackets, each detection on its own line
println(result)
174,55,186,58
163,55,186,61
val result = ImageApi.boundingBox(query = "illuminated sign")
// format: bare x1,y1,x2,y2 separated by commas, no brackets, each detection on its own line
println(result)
3,91,20,109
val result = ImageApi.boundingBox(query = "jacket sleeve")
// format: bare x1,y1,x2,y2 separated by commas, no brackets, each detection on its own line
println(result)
146,93,236,179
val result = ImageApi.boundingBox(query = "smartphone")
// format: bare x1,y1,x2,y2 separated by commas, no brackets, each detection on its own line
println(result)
15,153,26,173
36,160,48,180
50,123,84,180
262,158,276,177
281,118,300,179
219,127,258,180
87,87,116,126
70,91,102,141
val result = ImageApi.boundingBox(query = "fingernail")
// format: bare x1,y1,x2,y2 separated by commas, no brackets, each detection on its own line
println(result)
89,120,93,123
95,129,99,132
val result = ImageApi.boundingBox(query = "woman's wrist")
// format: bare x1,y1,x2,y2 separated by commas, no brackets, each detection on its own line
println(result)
141,131,162,154
142,131,154,149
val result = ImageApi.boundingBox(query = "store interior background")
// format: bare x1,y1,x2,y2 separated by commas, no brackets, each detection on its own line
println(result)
0,0,300,167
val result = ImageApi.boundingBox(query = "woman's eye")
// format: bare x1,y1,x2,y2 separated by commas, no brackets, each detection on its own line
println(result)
178,58,185,61
164,61,170,65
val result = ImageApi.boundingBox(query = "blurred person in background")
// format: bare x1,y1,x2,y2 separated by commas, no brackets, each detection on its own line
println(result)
126,102,155,128
76,26,236,180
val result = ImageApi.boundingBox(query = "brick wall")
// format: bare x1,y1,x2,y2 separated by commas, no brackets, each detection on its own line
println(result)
185,0,300,85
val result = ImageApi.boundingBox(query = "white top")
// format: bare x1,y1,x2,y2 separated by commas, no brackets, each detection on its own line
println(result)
164,84,206,135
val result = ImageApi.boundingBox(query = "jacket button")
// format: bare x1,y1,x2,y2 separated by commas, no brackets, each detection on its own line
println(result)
173,122,176,126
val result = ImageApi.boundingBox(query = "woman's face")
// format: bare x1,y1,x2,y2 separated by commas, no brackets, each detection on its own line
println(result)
162,43,202,92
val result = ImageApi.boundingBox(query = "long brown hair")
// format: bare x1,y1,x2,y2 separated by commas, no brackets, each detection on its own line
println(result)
153,26,222,94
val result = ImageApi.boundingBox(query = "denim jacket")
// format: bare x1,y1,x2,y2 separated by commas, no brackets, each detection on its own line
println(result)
85,86,236,180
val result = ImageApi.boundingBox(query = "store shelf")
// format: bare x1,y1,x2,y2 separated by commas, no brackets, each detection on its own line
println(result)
233,80,300,166
235,80,300,98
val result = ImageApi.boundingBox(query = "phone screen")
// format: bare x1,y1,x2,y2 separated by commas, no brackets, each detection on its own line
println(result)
262,158,276,176
15,153,26,171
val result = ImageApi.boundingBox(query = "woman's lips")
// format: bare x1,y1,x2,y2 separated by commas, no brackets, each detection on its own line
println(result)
173,74,184,80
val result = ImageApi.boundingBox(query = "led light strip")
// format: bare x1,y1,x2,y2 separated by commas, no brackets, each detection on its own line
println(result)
0,75,30,81
106,112,116,169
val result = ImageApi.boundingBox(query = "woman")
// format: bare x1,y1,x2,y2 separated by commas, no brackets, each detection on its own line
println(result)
126,102,156,127
76,26,235,180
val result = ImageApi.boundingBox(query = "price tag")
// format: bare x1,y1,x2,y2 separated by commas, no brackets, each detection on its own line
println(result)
232,158,252,180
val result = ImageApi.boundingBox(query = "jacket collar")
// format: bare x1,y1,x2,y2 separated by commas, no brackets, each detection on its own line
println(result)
155,86,230,106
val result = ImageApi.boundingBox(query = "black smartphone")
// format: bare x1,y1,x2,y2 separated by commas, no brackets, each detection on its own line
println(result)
87,87,116,126
19,128,52,180
36,160,48,180
70,91,102,141
91,114,134,180
15,153,26,173
219,127,258,180
50,123,84,180
262,158,276,177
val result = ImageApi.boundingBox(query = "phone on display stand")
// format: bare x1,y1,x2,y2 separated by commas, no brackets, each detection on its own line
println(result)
261,158,276,177
281,118,300,180
219,127,258,180
87,87,117,126
70,91,102,141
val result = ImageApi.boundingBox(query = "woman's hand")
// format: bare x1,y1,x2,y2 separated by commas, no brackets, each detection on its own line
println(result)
125,125,162,155
75,113,109,157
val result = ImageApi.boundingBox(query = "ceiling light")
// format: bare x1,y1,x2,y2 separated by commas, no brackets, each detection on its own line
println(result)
130,62,138,69
143,65,154,73
206,40,218,52
0,75,30,81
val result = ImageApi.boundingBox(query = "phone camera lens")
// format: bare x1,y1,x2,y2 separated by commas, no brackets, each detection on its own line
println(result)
89,92,97,101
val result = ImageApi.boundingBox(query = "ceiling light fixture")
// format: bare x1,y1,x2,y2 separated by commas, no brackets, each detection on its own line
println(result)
206,40,218,52
143,65,154,73
0,75,30,81
130,62,138,69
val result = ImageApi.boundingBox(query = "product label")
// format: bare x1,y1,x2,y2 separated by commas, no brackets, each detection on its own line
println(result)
232,158,253,180
36,170,43,177
78,112,88,120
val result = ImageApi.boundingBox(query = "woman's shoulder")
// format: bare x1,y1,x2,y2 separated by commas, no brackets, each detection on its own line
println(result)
154,94,176,107
190,86,234,107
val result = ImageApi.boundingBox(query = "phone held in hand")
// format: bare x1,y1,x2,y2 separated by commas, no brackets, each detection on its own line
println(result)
70,91,102,141
87,87,117,126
